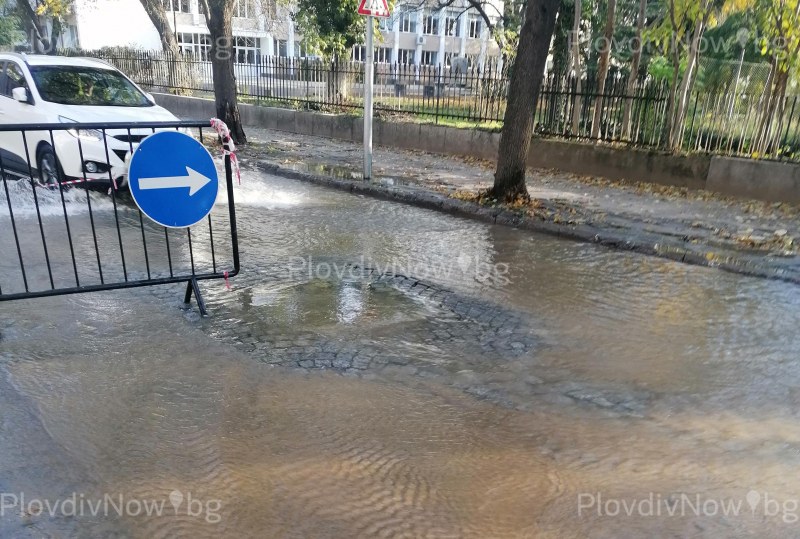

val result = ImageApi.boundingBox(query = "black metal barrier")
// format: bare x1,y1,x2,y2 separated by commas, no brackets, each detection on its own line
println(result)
0,120,239,315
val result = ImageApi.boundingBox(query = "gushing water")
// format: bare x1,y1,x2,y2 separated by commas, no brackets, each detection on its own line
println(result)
0,177,115,218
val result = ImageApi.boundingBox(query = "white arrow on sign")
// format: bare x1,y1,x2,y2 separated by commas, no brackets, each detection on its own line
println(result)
138,166,213,196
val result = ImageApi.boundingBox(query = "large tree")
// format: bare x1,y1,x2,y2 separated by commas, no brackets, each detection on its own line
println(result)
621,0,646,140
200,0,247,144
590,0,616,139
292,0,365,58
0,3,23,47
751,0,800,154
490,0,561,201
137,0,180,56
15,0,69,53
569,0,582,133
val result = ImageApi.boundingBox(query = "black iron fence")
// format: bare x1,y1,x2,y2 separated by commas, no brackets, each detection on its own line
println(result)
64,48,800,163
0,120,239,315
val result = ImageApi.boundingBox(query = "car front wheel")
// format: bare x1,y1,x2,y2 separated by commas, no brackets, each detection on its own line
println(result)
36,145,63,188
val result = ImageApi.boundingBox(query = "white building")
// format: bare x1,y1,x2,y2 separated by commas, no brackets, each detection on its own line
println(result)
62,0,503,67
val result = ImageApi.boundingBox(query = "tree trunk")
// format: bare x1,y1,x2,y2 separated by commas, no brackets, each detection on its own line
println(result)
47,17,61,54
621,0,646,140
550,0,573,80
590,0,616,139
139,0,192,94
16,0,48,53
491,0,561,202
668,17,705,151
204,0,247,144
139,0,181,55
662,48,681,148
570,0,582,134
755,63,788,155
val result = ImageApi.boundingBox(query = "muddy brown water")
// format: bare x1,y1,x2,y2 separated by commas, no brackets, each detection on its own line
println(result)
1,170,799,538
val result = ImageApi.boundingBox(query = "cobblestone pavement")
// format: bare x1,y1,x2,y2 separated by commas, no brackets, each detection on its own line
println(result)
236,126,800,283
149,268,651,418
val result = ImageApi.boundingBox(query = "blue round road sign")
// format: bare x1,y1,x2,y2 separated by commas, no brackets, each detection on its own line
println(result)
128,131,219,228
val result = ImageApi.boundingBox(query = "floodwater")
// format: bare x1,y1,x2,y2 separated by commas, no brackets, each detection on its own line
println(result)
1,169,800,538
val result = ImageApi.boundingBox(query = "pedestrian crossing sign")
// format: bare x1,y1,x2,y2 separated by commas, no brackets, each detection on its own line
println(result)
357,0,390,18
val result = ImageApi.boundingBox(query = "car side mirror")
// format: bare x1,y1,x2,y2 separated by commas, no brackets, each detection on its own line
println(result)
145,92,156,105
12,87,30,104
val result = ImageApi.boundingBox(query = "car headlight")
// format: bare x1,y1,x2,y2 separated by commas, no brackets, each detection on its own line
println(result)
58,116,105,141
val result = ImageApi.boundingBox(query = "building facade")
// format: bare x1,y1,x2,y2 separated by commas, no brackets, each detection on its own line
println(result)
64,0,502,67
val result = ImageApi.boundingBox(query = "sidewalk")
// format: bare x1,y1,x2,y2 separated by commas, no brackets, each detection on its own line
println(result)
237,126,800,284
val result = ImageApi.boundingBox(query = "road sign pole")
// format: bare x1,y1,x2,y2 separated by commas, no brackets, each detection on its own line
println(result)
364,15,374,180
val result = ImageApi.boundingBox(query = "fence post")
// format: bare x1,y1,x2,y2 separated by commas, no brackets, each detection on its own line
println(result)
435,64,442,125
781,95,797,156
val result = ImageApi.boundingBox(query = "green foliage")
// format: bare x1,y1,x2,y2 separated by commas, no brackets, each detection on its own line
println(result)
290,0,371,58
647,55,684,81
34,0,73,20
750,0,800,78
0,12,23,47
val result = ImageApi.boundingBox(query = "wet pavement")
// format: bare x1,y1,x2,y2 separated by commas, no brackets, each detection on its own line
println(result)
238,126,800,283
1,168,800,537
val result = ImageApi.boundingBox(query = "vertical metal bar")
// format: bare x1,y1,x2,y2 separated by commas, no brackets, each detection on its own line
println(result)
364,15,375,179
187,228,196,275
22,131,55,289
435,64,441,124
126,128,151,279
0,152,29,293
687,92,700,151
225,155,240,275
781,96,797,155
49,129,80,287
75,136,104,284
101,129,128,281
164,228,174,278
207,214,217,274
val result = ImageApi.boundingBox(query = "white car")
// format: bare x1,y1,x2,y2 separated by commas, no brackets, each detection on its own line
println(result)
0,53,179,189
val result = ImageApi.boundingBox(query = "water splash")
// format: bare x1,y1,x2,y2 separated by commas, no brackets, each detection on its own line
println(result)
214,170,305,209
0,178,114,219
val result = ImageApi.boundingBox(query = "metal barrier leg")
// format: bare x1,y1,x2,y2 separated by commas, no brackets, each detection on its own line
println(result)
184,278,208,316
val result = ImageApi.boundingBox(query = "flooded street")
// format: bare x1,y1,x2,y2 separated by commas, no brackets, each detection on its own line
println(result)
1,169,800,537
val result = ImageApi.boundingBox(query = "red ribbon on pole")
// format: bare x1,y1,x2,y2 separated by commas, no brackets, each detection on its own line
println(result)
210,118,241,185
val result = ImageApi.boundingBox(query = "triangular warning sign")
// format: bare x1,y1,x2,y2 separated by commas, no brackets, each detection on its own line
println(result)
357,0,390,18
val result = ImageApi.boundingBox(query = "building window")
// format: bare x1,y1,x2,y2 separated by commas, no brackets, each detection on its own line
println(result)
468,14,482,39
397,49,414,65
294,42,311,57
273,39,288,57
376,47,391,63
443,11,460,37
234,36,261,63
234,0,254,18
398,9,417,33
352,46,366,62
352,46,391,63
378,16,392,31
177,32,211,60
422,10,439,35
163,0,190,13
443,51,455,67
420,50,437,65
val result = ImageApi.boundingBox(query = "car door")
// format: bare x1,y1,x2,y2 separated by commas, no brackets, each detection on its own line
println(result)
0,61,38,176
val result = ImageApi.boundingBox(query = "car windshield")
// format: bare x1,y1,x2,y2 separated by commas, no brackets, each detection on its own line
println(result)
29,65,151,107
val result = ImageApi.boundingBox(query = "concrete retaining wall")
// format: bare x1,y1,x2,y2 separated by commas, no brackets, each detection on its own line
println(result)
154,93,800,204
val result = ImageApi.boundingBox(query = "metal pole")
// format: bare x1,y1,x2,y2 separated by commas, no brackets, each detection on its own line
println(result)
364,16,374,179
